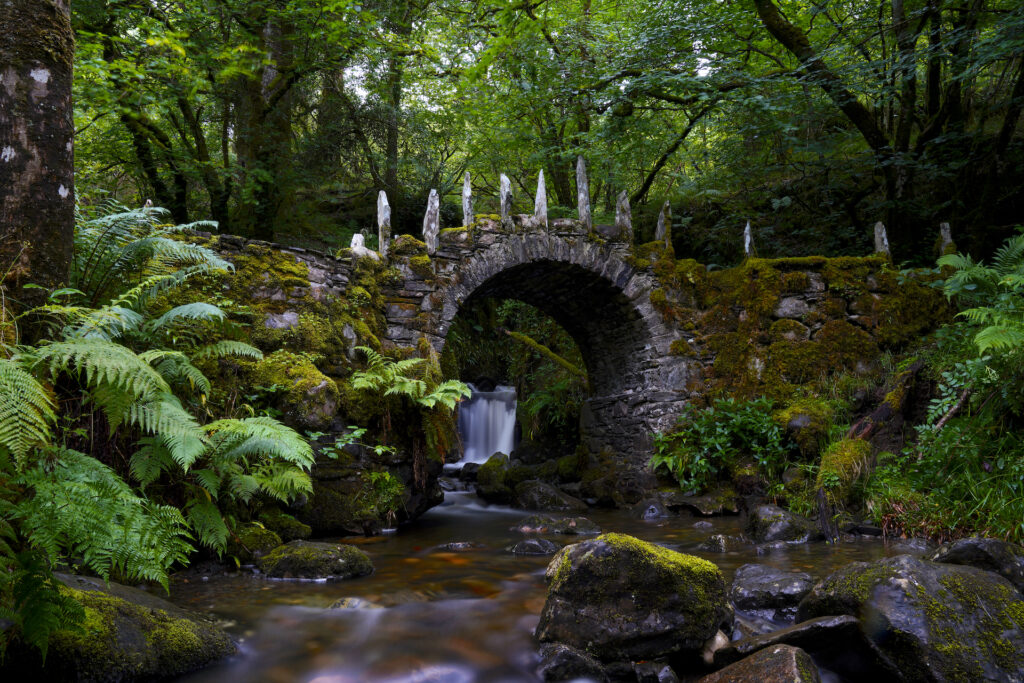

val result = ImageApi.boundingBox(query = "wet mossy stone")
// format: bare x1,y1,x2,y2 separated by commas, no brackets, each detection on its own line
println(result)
773,398,834,458
697,534,749,553
476,452,512,504
745,505,823,543
538,643,609,683
797,554,1024,681
676,487,740,517
226,523,282,563
514,480,588,512
728,564,815,622
509,538,561,555
258,540,373,580
0,574,236,681
258,508,312,542
251,350,340,431
514,514,601,535
536,533,731,663
700,644,820,683
930,537,1024,595
329,597,383,609
632,498,670,519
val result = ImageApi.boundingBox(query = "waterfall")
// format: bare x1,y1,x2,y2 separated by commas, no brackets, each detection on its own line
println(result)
456,383,517,465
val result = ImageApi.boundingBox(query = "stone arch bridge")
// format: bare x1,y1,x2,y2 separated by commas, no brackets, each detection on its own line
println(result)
212,204,944,469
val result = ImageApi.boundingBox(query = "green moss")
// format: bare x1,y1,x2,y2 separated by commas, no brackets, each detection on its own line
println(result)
227,523,282,563
407,255,434,279
555,454,580,481
258,540,373,579
669,338,695,356
768,340,824,385
769,318,810,343
258,509,312,542
390,234,427,255
251,350,340,428
781,270,810,292
774,398,835,457
815,319,879,370
816,438,872,504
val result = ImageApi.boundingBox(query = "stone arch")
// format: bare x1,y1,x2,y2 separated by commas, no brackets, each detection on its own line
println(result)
430,233,694,459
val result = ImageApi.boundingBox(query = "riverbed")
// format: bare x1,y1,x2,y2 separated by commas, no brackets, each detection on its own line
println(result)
168,486,913,682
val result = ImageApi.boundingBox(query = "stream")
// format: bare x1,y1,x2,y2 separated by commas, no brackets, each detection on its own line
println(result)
171,488,907,682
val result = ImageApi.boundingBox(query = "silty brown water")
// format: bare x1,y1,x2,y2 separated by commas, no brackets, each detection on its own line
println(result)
173,490,908,682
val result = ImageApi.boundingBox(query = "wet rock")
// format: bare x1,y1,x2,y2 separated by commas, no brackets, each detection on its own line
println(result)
886,536,936,556
438,541,482,551
537,643,609,682
677,487,740,516
514,514,601,535
476,453,513,504
930,537,1024,594
258,508,312,542
536,533,731,663
258,540,373,580
773,296,811,319
715,615,896,679
693,520,714,531
698,534,748,553
459,462,480,480
514,480,588,512
700,644,819,683
580,461,656,507
509,538,561,555
729,564,815,621
745,505,822,543
438,477,458,492
329,597,383,609
634,660,678,682
227,522,282,563
754,541,790,555
632,498,670,519
798,554,1024,681
0,574,235,681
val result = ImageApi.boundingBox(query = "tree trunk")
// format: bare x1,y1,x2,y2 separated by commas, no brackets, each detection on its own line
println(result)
0,0,75,317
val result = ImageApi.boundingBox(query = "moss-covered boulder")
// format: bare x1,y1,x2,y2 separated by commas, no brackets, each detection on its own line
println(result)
476,453,513,503
745,505,822,543
699,644,820,683
797,554,1024,681
816,438,871,505
514,480,587,512
535,533,731,663
251,350,340,430
257,540,373,580
773,398,834,457
0,575,235,681
226,523,282,563
258,508,312,542
929,537,1024,595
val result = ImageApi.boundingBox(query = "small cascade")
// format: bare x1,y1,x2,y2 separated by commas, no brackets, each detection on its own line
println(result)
456,383,517,466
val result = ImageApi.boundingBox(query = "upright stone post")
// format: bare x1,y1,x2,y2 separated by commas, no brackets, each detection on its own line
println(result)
615,191,632,243
423,189,440,254
874,221,891,257
939,222,953,254
743,220,754,257
377,190,392,258
499,173,513,229
655,200,672,247
534,170,548,229
462,171,473,228
576,155,592,231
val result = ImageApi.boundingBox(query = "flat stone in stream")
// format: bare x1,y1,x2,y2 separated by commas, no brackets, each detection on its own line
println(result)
930,536,1024,594
729,563,815,621
536,533,731,663
697,534,749,553
700,644,819,683
257,540,373,580
537,643,609,682
513,514,601,535
797,554,1024,681
745,505,822,543
509,538,561,555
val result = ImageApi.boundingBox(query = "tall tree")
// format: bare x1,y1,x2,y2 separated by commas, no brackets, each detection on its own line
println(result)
0,0,75,317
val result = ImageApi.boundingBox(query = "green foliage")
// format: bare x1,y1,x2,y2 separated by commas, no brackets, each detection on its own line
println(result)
650,397,792,492
356,471,406,527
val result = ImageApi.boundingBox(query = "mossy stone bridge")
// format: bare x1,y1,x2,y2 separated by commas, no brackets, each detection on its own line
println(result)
209,167,945,467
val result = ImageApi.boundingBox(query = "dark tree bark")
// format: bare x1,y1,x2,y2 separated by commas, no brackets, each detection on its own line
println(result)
0,0,75,316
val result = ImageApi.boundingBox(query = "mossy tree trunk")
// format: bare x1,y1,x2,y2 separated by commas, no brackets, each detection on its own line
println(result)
0,0,75,318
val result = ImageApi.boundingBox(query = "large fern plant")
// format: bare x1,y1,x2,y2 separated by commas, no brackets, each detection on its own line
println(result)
0,204,313,657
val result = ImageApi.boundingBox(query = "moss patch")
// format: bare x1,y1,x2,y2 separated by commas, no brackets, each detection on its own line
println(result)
817,438,872,504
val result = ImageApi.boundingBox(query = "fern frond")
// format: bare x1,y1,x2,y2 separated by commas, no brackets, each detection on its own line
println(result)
0,358,55,461
147,302,226,332
191,340,263,361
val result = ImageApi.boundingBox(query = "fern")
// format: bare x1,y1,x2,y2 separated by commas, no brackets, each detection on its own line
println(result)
191,340,263,361
0,358,55,462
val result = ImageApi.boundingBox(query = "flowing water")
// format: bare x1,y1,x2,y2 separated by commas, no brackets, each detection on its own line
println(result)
455,384,518,465
171,490,910,683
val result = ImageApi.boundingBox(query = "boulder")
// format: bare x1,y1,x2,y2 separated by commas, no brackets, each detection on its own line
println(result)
632,498,671,520
226,523,282,564
634,660,679,682
537,643,609,682
513,514,601,535
745,505,822,543
476,453,513,504
700,644,819,683
535,533,731,663
729,564,815,621
509,538,561,555
1,574,235,681
258,540,373,580
676,488,740,516
714,615,897,679
514,480,588,512
930,537,1024,594
258,509,312,542
798,554,1024,681
698,534,749,553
